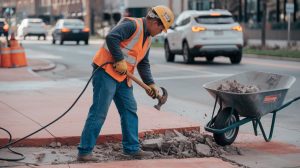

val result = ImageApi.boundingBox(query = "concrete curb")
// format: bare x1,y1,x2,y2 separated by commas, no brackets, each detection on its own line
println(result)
244,54,300,62
151,47,300,62
29,59,57,72
1,126,200,147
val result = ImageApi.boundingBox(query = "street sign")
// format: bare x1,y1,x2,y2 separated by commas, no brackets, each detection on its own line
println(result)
285,3,294,47
286,3,294,14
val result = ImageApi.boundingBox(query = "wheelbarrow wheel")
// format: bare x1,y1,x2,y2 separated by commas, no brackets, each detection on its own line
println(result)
213,107,240,146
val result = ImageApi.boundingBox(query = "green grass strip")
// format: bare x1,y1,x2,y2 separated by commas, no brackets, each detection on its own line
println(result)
244,48,300,58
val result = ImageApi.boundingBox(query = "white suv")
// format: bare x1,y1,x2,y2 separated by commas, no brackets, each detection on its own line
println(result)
164,9,244,64
18,18,47,40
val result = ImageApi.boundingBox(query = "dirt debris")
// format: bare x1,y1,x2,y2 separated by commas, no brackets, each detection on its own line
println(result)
217,80,259,93
1,130,244,167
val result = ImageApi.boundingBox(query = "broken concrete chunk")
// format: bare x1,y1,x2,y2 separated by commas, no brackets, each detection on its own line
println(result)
173,130,188,142
195,134,205,144
195,143,211,156
164,130,176,140
33,152,46,161
181,150,192,157
111,143,121,151
56,142,61,147
49,142,56,148
48,141,62,148
161,140,173,152
205,136,214,148
142,137,163,150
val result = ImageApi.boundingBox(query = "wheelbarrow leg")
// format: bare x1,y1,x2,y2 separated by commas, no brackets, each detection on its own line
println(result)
252,119,258,136
255,97,300,142
256,112,277,142
208,95,222,127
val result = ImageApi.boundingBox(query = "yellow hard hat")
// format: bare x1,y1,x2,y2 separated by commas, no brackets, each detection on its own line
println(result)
152,5,174,32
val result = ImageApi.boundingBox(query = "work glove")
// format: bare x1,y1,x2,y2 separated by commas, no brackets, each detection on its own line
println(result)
113,59,127,75
146,84,159,99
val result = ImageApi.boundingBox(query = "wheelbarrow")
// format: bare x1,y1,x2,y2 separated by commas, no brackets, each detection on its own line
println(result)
203,71,300,146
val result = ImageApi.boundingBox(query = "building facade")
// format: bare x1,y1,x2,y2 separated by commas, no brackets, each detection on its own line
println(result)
0,0,299,39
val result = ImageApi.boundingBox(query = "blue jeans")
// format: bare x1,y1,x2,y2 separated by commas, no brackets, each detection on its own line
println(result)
78,68,139,155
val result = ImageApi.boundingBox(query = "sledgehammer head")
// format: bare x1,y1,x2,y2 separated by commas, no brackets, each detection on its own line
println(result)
154,87,168,110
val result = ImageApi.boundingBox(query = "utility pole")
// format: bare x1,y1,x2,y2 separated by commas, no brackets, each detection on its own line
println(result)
257,0,261,22
261,0,267,48
276,0,280,22
239,0,242,22
293,0,297,22
83,0,91,34
244,0,248,23
90,0,95,35
286,1,295,47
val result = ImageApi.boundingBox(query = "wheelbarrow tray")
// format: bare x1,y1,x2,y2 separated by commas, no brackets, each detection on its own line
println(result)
203,71,296,118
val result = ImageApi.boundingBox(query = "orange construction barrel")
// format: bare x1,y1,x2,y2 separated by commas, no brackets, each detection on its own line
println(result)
9,40,20,48
1,47,12,68
10,46,27,67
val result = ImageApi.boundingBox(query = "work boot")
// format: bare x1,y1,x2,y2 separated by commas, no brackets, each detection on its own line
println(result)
77,154,98,162
123,149,154,158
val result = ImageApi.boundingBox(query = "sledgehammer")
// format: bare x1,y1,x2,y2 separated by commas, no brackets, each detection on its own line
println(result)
126,72,168,110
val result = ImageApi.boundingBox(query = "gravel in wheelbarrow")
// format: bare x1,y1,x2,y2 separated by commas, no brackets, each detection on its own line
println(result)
203,71,296,118
203,71,299,146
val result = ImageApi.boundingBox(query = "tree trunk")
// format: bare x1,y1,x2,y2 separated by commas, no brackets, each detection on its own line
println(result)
244,0,248,22
257,0,261,22
276,0,280,22
239,0,242,22
294,0,297,22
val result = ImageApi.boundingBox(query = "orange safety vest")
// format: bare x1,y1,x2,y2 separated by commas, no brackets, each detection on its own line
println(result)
93,17,152,87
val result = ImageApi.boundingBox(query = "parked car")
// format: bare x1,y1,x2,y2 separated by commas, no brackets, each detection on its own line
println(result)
0,18,9,39
164,9,244,64
52,19,89,45
18,18,47,40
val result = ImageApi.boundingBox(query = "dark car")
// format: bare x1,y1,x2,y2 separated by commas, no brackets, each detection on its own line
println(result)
52,19,89,45
0,18,9,39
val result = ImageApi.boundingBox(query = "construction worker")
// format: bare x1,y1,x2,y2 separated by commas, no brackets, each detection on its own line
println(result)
77,6,174,161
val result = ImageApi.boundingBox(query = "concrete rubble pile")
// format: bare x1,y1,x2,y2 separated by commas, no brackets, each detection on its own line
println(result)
217,80,259,93
3,130,242,166
91,130,242,161
141,130,242,159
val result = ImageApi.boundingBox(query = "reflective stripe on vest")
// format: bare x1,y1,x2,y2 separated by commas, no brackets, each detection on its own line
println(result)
103,18,143,66
92,17,152,86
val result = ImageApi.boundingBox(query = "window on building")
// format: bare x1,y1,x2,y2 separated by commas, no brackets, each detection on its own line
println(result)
189,0,210,10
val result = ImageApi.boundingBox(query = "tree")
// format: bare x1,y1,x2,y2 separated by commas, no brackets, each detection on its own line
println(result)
261,0,267,48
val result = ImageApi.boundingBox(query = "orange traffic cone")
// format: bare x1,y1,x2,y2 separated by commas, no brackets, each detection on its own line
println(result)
10,46,27,67
9,33,20,48
1,47,12,68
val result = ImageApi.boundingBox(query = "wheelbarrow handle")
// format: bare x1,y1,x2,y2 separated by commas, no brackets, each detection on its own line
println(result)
271,96,300,113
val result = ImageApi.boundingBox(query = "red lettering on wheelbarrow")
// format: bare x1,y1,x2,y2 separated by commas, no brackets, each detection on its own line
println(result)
263,95,278,103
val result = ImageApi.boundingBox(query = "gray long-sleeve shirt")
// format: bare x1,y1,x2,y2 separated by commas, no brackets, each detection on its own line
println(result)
105,18,154,85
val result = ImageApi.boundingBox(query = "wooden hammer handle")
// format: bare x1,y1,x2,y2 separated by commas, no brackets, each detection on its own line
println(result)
126,72,151,91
